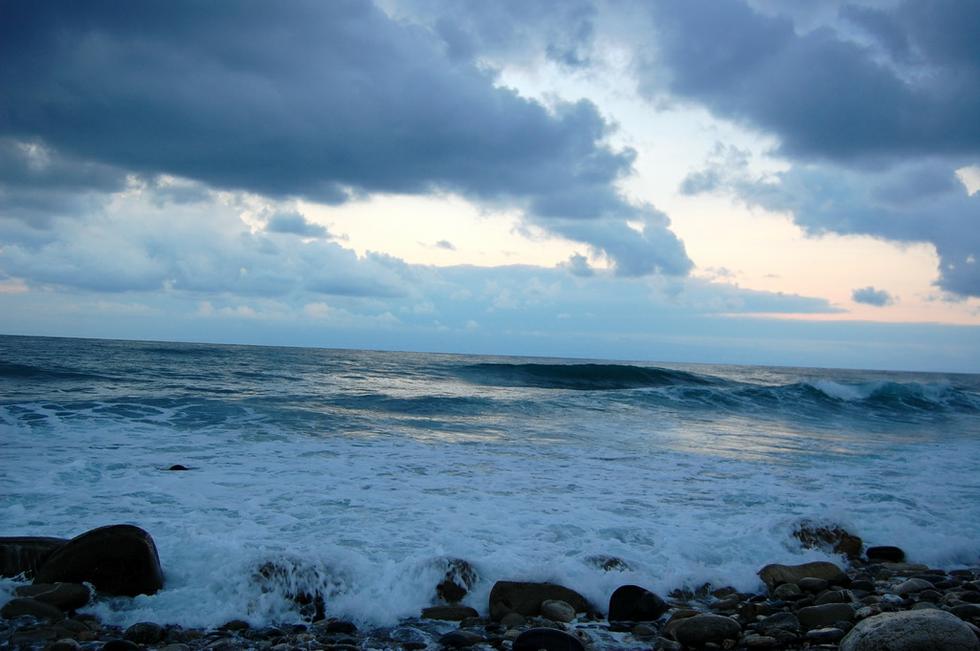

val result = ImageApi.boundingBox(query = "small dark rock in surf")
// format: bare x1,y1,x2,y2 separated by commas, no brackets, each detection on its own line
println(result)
608,584,669,622
436,558,477,604
167,464,190,471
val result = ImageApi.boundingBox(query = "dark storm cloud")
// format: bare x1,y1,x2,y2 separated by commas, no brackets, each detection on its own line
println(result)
399,0,598,67
0,0,689,276
0,139,127,227
852,286,895,306
643,0,980,161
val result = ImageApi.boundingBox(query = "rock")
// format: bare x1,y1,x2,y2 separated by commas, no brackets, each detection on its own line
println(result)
0,537,68,578
540,599,576,623
255,560,324,621
894,578,934,595
48,639,81,651
866,546,905,563
655,638,682,651
500,612,527,628
794,521,863,559
421,605,479,621
584,555,632,572
798,576,830,593
773,583,803,600
806,627,846,642
758,612,801,635
759,561,847,589
218,619,250,632
438,629,485,648
814,589,853,605
797,603,855,630
1,597,65,621
743,634,780,648
436,558,477,604
35,525,164,597
950,604,980,621
608,584,669,622
388,626,429,650
840,609,980,651
513,627,585,651
488,581,592,621
672,614,741,647
15,583,90,611
124,622,164,644
167,464,190,471
100,641,140,651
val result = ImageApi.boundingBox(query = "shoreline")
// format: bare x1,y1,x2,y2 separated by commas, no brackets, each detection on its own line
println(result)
3,525,980,650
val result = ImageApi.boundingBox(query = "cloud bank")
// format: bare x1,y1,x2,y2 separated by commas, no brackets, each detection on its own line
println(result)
0,0,689,277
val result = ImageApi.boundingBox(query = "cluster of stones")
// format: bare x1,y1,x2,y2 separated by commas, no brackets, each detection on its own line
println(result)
2,523,980,650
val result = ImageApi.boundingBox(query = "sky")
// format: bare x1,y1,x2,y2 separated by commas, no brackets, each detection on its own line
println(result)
0,0,978,372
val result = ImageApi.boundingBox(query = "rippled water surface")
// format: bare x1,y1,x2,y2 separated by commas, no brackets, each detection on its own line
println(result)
1,335,978,627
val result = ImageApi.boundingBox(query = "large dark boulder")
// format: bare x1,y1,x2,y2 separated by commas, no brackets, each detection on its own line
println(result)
488,581,592,621
608,585,668,622
513,627,585,651
35,525,164,596
0,537,68,578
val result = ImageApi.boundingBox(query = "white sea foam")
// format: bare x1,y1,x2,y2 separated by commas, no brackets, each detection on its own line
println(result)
2,405,979,629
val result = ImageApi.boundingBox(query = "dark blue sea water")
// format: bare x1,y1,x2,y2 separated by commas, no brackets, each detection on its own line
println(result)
1,335,979,627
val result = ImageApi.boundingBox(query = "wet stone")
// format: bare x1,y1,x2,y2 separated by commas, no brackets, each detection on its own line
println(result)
806,627,846,642
797,603,855,630
512,627,586,651
540,599,576,623
894,578,934,595
101,640,140,651
218,619,250,632
772,583,803,601
815,589,853,605
799,577,829,593
15,583,90,611
124,621,164,644
48,639,81,651
743,633,779,648
421,605,480,621
438,628,485,648
1,597,65,622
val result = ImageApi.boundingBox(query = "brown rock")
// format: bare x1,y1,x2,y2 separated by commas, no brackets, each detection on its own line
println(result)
794,522,863,559
759,561,847,589
488,581,591,621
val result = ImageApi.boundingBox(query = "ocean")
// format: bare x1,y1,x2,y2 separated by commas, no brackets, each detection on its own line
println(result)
1,335,978,629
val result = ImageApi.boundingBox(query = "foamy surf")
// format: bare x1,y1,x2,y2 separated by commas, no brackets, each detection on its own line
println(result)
1,335,978,629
